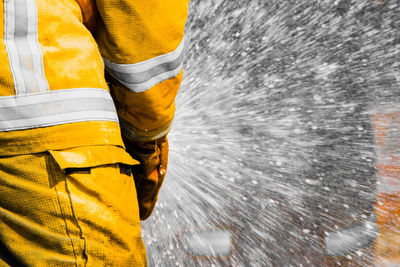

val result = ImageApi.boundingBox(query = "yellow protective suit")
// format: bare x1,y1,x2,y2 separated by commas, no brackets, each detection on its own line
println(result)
0,147,145,266
0,0,189,265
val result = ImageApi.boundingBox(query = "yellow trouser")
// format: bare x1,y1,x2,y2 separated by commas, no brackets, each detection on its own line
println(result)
0,146,146,266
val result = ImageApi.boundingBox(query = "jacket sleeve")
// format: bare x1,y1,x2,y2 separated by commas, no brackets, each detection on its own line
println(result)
95,0,190,141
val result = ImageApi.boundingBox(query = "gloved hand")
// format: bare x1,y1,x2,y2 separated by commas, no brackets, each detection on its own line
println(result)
123,136,169,220
74,0,98,33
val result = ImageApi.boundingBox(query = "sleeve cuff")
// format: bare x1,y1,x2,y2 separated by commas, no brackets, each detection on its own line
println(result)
120,118,173,142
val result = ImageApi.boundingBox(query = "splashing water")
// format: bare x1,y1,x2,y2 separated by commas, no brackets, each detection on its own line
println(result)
142,0,400,266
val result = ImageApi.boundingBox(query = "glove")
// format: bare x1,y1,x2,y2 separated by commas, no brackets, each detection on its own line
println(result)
123,136,169,220
74,0,98,33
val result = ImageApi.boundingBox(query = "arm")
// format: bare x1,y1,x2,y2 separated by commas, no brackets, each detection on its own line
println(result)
95,0,190,220
95,0,189,141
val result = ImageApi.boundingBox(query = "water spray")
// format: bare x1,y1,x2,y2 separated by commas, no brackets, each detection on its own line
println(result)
142,0,400,266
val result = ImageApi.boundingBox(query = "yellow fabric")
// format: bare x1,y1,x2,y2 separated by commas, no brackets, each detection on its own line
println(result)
0,0,124,156
37,0,108,91
96,0,189,64
96,0,188,140
0,146,146,266
0,121,124,157
112,71,183,141
0,0,189,153
50,145,138,169
0,0,189,265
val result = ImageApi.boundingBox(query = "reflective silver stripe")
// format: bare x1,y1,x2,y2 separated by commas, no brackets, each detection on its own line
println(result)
0,89,118,131
4,0,49,95
26,0,48,92
103,39,184,93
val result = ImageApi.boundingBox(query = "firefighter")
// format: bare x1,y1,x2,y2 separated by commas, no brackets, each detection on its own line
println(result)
0,0,189,266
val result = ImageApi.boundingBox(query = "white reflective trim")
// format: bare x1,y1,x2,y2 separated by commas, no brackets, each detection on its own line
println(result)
117,62,183,93
4,0,26,94
0,88,113,107
0,111,118,131
26,0,49,92
0,89,118,131
103,39,184,93
4,0,49,95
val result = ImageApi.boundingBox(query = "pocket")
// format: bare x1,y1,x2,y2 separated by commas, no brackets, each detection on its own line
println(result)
48,145,139,172
47,145,144,262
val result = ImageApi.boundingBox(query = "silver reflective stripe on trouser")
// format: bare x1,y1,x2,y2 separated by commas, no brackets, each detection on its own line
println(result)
4,0,49,95
0,89,119,131
103,39,184,93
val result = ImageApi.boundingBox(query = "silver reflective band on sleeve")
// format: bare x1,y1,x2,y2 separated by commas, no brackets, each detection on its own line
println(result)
0,89,118,131
4,0,49,95
103,39,184,93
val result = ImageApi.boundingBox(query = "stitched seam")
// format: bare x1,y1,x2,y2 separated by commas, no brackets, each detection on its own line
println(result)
64,177,88,266
52,178,79,267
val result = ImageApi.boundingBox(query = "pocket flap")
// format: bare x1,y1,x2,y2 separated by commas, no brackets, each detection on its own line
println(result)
49,145,139,170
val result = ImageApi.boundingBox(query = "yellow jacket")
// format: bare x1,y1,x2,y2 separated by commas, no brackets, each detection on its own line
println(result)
0,0,189,156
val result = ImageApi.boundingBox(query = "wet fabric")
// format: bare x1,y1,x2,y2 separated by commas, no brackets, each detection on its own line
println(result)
0,0,189,265
0,0,189,153
0,0,123,156
124,137,169,220
97,0,189,141
0,146,146,266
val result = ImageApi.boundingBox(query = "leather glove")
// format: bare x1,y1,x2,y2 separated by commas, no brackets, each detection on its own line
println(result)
74,0,98,33
123,136,169,220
